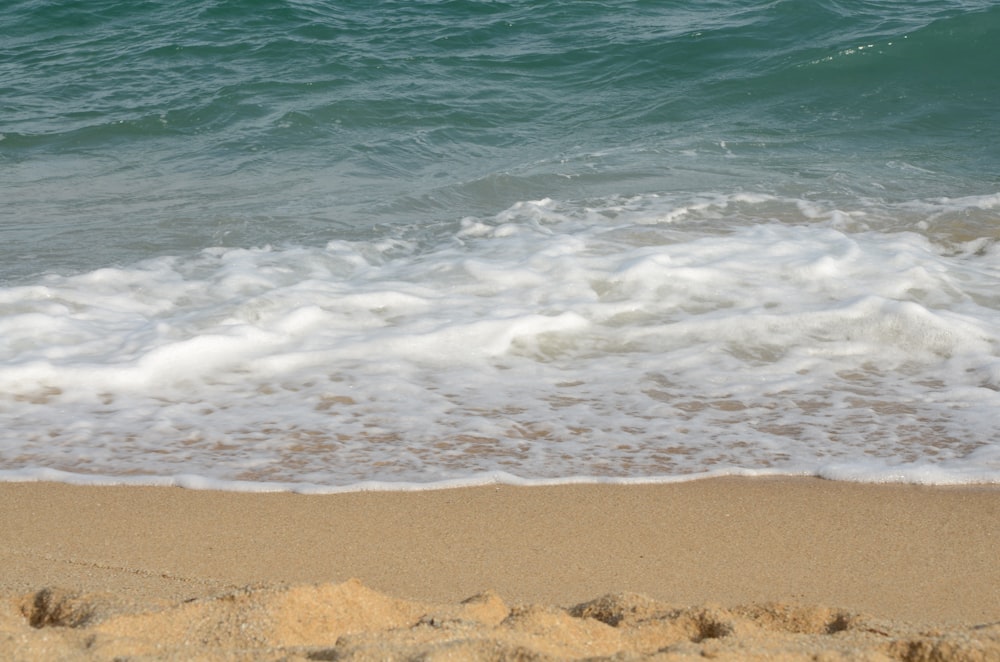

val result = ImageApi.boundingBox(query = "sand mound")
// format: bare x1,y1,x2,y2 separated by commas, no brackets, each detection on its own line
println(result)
3,580,998,661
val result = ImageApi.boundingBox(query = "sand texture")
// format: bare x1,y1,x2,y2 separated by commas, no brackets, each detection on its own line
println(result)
1,477,998,660
5,579,1000,661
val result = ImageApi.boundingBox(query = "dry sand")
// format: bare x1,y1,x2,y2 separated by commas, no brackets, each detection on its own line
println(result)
1,476,998,660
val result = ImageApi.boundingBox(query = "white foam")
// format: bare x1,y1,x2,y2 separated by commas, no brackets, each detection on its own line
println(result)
2,192,1000,490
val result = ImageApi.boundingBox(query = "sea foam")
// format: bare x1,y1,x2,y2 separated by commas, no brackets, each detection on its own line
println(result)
2,194,998,489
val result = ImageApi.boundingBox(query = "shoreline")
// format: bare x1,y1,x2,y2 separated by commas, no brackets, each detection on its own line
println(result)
2,477,998,659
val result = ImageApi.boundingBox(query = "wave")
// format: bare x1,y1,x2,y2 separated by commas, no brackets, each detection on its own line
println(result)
2,193,999,486
3,1,999,488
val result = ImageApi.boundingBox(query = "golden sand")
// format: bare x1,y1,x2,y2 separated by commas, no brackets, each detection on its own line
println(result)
1,478,998,660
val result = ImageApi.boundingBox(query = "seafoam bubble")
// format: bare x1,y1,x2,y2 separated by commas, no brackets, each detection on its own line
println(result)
1,195,999,488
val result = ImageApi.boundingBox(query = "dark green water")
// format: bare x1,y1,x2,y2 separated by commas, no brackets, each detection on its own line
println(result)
3,0,998,276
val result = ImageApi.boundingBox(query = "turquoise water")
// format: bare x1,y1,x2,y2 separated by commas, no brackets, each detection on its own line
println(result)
5,0,997,276
2,1,999,488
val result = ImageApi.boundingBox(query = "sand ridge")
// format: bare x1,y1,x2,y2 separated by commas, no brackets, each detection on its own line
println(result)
4,579,1000,661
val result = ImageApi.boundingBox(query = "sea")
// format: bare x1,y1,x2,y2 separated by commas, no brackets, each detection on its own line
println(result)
2,0,999,492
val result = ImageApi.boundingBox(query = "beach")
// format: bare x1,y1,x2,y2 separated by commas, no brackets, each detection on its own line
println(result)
2,477,998,660
5,1,1000,658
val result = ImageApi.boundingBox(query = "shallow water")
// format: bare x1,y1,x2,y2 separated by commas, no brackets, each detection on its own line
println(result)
2,0,999,489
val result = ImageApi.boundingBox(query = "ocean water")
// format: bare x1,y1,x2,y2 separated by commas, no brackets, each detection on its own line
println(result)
2,0,999,491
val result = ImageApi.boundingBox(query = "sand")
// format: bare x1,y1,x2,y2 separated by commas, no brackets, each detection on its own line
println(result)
1,477,998,660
